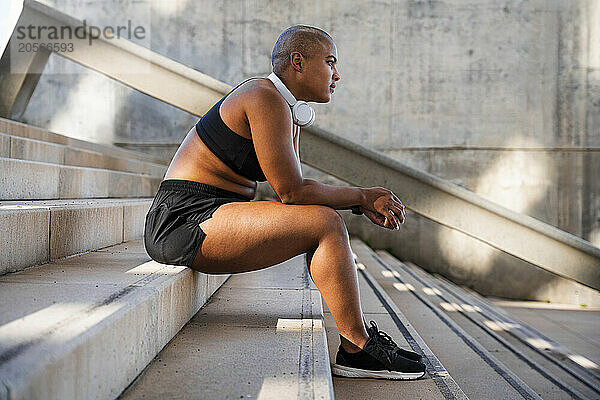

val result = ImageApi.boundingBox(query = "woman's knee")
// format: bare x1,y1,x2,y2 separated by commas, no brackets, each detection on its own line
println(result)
309,205,348,239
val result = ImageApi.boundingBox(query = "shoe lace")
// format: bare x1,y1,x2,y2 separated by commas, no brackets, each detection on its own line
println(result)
368,320,401,354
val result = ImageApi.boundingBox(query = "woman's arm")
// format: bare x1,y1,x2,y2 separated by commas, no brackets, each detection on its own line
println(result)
284,178,365,209
291,126,363,209
290,126,361,209
246,85,403,228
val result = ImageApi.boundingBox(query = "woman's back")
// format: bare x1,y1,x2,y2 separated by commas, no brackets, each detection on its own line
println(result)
163,78,281,200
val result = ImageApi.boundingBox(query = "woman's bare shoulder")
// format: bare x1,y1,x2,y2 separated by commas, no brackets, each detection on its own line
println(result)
220,77,291,138
234,78,286,108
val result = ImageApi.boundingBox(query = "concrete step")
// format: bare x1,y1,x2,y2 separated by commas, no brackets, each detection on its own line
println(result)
487,297,600,374
0,117,167,166
117,254,334,400
324,241,467,399
0,132,167,177
0,198,152,275
349,237,600,399
0,238,229,400
0,157,161,200
397,259,600,399
349,238,541,400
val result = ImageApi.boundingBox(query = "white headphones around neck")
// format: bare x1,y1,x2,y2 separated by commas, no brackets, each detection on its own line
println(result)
267,72,315,127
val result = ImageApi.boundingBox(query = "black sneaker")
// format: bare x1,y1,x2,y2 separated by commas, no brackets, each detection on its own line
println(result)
331,326,426,380
366,320,423,362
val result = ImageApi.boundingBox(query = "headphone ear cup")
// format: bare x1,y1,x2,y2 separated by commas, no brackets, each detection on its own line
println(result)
304,106,315,127
293,101,315,127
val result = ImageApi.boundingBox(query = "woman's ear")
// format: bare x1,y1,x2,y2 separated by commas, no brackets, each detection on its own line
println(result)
290,51,303,72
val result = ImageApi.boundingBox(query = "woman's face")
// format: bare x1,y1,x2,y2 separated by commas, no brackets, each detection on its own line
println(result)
300,39,340,103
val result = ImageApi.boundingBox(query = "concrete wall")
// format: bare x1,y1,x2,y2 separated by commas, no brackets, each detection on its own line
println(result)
17,0,600,245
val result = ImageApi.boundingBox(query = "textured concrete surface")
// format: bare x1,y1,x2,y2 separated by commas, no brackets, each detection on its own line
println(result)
1,130,167,176
63,146,167,177
16,0,599,245
0,199,152,274
0,157,161,199
57,164,110,198
96,239,147,253
106,169,157,198
348,238,525,400
49,203,124,259
0,157,60,199
116,142,178,163
0,238,229,400
0,207,50,274
118,254,333,400
371,247,600,399
123,201,151,241
491,299,600,368
0,132,9,156
0,250,155,287
399,257,600,386
224,255,318,291
387,148,600,244
0,117,167,165
10,134,64,164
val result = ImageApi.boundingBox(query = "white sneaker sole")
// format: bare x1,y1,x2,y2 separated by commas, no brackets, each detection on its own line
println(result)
331,363,426,380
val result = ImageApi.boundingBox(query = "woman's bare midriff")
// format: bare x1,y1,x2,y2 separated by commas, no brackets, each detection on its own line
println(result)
163,126,258,200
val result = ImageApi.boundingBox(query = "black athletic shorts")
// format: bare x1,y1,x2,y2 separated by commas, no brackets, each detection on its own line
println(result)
144,179,251,267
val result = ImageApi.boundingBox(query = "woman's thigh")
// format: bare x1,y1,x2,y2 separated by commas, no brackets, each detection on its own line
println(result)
192,200,347,274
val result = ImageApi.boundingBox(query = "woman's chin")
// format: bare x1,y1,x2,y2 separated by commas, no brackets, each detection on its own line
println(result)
314,93,332,103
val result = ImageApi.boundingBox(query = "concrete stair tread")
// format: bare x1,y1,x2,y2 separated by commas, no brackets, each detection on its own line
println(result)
0,117,167,166
0,197,154,209
420,266,600,377
487,297,600,366
0,132,167,177
0,156,163,176
118,254,334,400
0,238,229,400
1,198,153,275
1,157,162,200
398,260,600,398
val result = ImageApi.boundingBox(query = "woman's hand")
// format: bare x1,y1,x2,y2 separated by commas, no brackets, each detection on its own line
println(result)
360,187,406,230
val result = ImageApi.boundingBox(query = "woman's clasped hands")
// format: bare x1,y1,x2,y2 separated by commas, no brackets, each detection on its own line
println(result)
359,187,406,230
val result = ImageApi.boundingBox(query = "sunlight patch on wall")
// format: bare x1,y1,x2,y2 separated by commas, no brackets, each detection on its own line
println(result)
474,138,553,215
437,226,496,277
48,72,121,145
151,0,190,17
436,138,553,277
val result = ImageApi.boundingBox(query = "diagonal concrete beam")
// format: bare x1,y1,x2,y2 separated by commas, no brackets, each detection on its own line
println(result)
0,5,51,119
11,0,600,291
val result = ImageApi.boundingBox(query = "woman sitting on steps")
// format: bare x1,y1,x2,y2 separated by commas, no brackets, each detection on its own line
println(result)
144,24,426,380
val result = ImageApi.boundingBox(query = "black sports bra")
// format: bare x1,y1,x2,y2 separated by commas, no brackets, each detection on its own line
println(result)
195,85,267,182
